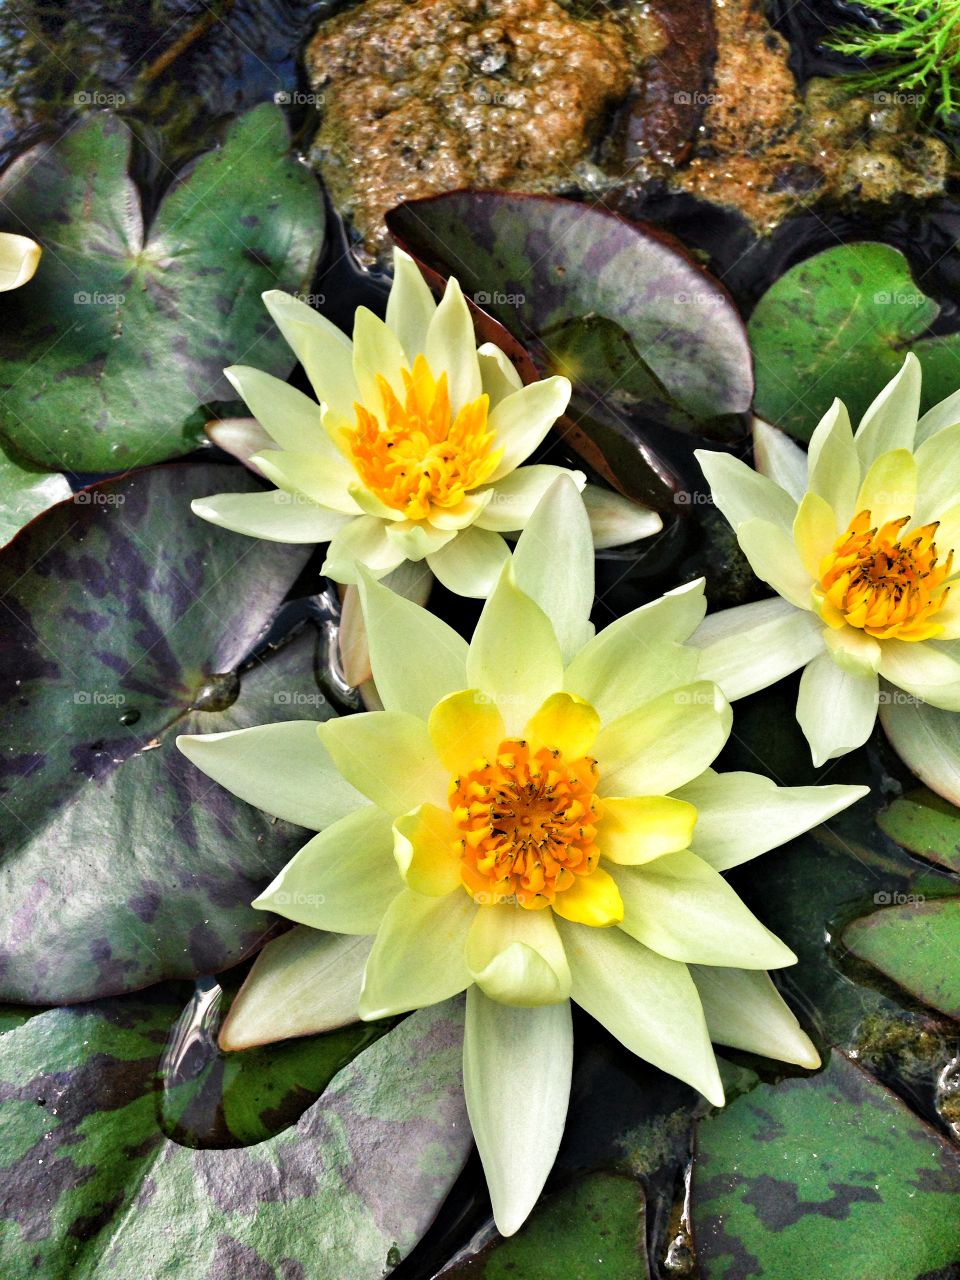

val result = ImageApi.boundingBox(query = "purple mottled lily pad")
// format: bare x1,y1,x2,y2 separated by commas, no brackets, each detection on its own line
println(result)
0,463,325,1004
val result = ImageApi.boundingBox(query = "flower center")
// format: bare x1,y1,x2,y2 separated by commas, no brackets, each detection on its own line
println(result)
815,509,954,641
347,353,499,521
450,737,602,911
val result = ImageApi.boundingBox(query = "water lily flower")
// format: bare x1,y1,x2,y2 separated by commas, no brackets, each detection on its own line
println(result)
192,247,660,597
0,232,40,291
178,479,865,1236
696,354,960,766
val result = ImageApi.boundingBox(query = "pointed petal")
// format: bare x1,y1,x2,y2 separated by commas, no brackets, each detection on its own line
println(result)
752,417,808,502
465,905,571,1004
675,769,869,871
358,888,474,1017
475,465,586,534
466,571,564,734
426,525,511,599
878,639,960,711
807,398,860,526
822,624,882,677
352,306,408,407
0,231,40,290
252,449,361,514
425,275,483,412
854,352,921,467
690,965,820,1068
357,566,468,718
320,711,448,812
855,449,917,527
595,681,732,798
508,474,594,665
612,852,797,968
477,341,523,406
796,651,878,766
551,867,623,927
205,417,274,474
561,922,724,1105
695,449,797,532
253,806,398,932
598,795,698,865
384,519,457,562
879,687,960,805
524,692,600,759
916,382,960,445
912,422,960,524
581,483,663,549
486,378,572,482
737,518,814,609
224,365,329,456
261,290,358,418
177,722,363,829
427,488,494,531
565,580,706,723
191,489,350,543
386,247,437,362
464,988,572,1236
219,928,372,1050
394,803,462,895
691,597,824,701
793,491,838,579
322,514,407,583
429,689,506,775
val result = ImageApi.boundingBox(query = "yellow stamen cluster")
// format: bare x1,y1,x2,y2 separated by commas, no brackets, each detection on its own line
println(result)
816,509,954,641
347,354,499,521
451,738,602,911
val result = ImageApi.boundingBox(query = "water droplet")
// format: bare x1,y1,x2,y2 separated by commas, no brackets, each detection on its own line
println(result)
191,671,240,712
119,709,140,726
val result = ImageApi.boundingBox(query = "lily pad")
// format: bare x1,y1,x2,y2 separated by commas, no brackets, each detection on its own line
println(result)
0,451,70,545
843,899,960,1020
387,192,753,508
692,1052,960,1280
749,242,960,440
0,104,325,471
0,992,470,1278
0,463,323,1004
878,787,960,874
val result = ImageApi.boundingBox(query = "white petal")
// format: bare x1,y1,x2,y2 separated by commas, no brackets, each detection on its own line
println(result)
475,465,586,534
386,247,437,362
426,525,511,599
205,418,274,474
596,680,732,798
0,232,40,291
321,515,407,583
737,518,814,610
612,852,796,968
580,484,663,549
854,352,921,467
486,377,572,482
357,567,468,718
191,490,350,543
261,290,359,419
916,383,960,445
878,639,960,711
695,449,797,532
320,710,448,812
560,922,724,1105
793,491,838,579
690,965,820,1068
384,519,457,563
466,570,564,733
675,769,869,871
352,306,408,408
913,423,960,524
254,807,399,933
752,417,808,502
879,688,960,805
510,474,594,664
425,275,482,412
219,929,372,1050
565,579,706,723
224,365,328,455
691,597,824,701
796,651,878,766
822,624,882,677
464,988,572,1237
854,448,916,527
252,449,361,514
465,905,571,1005
177,722,363,829
477,341,523,407
359,889,475,1018
807,398,860,527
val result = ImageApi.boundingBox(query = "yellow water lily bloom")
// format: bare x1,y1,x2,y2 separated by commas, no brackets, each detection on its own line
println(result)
192,247,660,597
696,354,960,766
0,232,40,291
178,479,865,1236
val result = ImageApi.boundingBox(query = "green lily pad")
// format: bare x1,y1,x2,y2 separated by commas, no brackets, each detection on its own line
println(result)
0,451,70,545
0,462,323,1004
442,1173,649,1279
0,992,470,1278
693,1052,960,1280
0,104,324,471
843,898,960,1020
749,242,960,440
387,192,753,509
878,787,960,873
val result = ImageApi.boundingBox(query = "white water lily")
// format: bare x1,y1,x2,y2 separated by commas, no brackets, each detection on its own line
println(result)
192,247,660,597
696,354,960,766
178,479,865,1236
0,232,40,291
